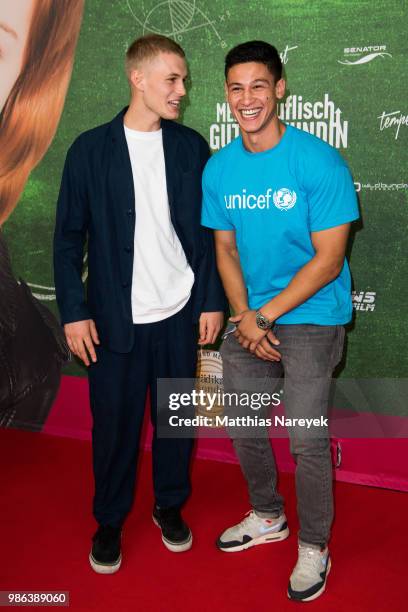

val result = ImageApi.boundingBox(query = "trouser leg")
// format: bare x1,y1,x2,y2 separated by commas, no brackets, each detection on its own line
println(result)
220,334,285,516
149,301,197,509
276,324,345,549
88,329,150,528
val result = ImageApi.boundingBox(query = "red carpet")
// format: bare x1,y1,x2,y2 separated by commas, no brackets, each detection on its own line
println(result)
44,376,408,491
1,428,407,611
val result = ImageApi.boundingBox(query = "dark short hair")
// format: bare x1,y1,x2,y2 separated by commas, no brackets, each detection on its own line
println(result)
225,40,282,82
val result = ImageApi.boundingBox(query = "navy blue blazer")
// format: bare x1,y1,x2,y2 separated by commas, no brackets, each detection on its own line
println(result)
53,108,226,352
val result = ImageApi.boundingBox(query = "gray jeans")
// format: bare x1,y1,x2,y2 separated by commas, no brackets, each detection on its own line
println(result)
220,324,345,549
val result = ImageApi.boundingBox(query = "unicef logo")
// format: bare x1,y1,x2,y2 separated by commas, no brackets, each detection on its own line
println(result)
273,188,297,211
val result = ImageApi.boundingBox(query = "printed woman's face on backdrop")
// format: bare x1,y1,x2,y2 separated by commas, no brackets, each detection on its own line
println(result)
0,0,34,113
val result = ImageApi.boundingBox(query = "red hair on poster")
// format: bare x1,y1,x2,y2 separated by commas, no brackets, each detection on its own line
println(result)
0,0,84,224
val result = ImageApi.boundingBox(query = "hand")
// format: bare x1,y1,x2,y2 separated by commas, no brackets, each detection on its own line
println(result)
198,311,224,345
230,311,281,361
253,332,281,362
64,319,100,366
230,310,265,349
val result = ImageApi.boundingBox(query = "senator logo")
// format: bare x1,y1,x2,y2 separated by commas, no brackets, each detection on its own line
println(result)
273,188,297,211
338,45,392,65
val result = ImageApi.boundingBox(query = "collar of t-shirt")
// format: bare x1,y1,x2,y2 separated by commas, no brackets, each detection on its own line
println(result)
124,124,162,141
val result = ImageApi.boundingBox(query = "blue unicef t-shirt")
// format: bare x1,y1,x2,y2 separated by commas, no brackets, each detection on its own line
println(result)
201,125,359,325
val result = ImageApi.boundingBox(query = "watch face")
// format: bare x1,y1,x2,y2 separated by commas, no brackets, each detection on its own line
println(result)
256,311,271,330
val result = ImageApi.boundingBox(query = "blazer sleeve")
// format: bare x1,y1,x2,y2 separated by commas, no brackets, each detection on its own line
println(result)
53,139,91,325
195,137,228,315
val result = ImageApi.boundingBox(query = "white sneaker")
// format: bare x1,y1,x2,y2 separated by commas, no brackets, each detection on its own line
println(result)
288,544,331,602
216,510,289,552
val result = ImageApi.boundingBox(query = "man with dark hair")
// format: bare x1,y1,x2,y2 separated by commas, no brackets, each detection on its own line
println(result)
224,39,283,81
54,34,225,573
202,40,359,602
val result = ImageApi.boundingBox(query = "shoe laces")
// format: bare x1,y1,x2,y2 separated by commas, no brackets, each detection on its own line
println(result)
241,510,257,526
295,545,325,576
239,510,269,532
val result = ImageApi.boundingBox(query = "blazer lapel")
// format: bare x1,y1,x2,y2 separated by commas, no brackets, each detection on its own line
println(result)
162,120,180,224
107,112,181,245
108,108,135,245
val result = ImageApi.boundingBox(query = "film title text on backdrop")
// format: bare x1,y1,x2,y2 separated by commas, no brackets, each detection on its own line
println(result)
210,94,348,150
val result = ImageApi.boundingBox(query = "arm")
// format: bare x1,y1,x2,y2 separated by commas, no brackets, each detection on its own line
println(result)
196,228,226,344
214,230,280,361
214,230,248,314
260,223,350,321
233,223,351,353
53,142,99,366
198,310,224,346
196,138,227,345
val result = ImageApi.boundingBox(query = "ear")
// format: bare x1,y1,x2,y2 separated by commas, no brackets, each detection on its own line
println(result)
224,80,229,102
129,68,145,92
275,78,286,100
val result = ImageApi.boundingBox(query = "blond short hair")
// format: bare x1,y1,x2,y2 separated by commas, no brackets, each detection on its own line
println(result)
125,34,185,78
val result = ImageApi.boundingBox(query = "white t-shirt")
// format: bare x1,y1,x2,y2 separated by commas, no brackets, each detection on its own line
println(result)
124,125,194,323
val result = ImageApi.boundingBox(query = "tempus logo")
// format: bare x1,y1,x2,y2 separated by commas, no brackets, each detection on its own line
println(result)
377,110,408,140
273,189,297,211
338,45,392,65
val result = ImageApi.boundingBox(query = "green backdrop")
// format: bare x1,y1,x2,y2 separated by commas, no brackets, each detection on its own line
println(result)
4,0,407,415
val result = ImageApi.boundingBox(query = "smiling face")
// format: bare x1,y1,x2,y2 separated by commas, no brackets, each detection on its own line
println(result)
131,51,187,123
0,0,34,113
225,61,285,139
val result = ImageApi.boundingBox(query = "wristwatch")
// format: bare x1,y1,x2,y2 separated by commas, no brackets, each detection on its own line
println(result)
255,310,274,330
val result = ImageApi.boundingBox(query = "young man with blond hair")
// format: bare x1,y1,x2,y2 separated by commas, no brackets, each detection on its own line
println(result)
54,34,225,573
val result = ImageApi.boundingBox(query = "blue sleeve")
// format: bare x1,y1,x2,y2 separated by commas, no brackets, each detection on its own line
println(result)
307,160,360,232
201,158,234,230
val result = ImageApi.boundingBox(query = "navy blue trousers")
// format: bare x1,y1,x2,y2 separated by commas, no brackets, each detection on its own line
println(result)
88,301,197,528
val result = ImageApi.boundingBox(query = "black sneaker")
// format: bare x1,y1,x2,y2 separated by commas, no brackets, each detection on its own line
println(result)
152,505,192,552
89,525,122,574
